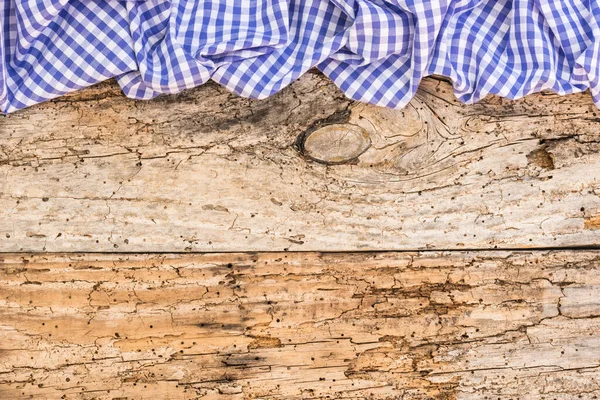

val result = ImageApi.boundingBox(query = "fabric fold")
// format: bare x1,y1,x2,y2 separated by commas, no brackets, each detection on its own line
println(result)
211,0,351,99
2,0,600,114
2,0,137,113
118,0,291,99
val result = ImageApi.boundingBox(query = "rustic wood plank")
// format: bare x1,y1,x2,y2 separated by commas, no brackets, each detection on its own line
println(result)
1,250,600,399
2,74,600,252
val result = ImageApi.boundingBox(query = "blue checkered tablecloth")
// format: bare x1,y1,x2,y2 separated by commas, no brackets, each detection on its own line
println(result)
2,0,600,114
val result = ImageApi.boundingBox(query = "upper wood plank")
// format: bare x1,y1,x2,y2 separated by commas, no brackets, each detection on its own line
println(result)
2,74,600,252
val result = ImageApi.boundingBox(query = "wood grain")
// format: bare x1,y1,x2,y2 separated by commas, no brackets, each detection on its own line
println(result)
2,74,600,252
2,251,600,399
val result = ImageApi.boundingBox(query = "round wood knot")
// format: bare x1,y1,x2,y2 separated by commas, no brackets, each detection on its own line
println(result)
299,124,371,165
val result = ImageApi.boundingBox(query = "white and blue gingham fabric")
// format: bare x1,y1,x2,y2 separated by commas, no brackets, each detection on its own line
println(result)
2,0,600,114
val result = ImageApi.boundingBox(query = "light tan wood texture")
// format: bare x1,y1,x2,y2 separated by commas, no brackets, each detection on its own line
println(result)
1,250,600,400
2,75,600,252
0,251,600,400
3,73,600,399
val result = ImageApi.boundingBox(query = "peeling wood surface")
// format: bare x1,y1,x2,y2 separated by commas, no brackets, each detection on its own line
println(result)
2,74,600,252
1,251,600,399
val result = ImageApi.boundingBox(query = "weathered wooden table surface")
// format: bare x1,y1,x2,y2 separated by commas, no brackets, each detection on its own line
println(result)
1,74,600,399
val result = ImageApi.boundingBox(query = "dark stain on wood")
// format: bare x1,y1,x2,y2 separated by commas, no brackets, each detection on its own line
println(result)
527,147,555,170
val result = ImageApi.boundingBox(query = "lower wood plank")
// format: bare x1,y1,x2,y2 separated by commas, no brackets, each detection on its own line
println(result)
1,251,600,399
